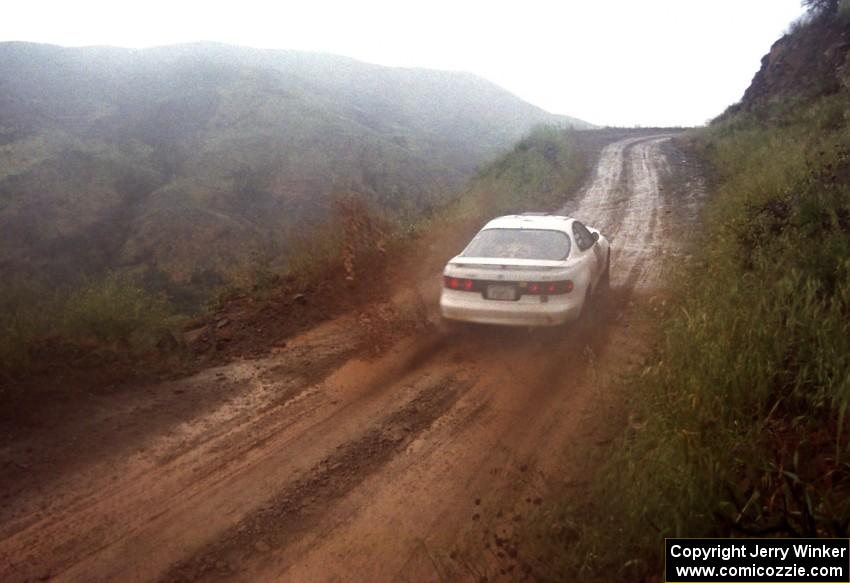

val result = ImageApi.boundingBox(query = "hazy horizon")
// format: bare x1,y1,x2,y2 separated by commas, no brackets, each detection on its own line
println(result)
2,0,806,126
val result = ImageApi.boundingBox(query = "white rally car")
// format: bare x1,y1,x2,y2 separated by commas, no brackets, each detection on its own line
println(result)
439,214,610,327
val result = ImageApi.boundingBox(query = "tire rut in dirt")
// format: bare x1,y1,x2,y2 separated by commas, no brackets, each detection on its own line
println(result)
153,345,364,467
0,339,363,539
161,372,475,582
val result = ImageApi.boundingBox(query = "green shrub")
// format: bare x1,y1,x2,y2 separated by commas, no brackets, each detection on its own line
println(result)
475,125,585,213
0,279,59,377
439,125,585,230
0,273,180,379
61,275,176,348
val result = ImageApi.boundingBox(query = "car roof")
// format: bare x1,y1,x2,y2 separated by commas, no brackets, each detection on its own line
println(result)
481,214,577,233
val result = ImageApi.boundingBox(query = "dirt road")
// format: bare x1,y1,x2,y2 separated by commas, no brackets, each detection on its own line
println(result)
0,133,703,582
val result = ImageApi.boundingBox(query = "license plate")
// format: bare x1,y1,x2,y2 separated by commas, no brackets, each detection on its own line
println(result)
486,284,516,301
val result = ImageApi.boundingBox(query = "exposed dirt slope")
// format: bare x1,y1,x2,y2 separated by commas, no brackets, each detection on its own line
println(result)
724,11,850,117
0,133,704,582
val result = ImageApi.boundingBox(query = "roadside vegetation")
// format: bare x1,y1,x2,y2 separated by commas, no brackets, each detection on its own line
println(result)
457,125,587,218
526,5,850,581
0,194,392,382
0,275,182,379
0,124,587,384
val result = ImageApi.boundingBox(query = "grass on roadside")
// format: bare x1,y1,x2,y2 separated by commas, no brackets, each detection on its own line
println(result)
450,125,586,222
0,274,183,381
522,84,850,582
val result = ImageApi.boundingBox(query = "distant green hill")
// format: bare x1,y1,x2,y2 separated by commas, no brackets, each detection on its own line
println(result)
0,41,591,292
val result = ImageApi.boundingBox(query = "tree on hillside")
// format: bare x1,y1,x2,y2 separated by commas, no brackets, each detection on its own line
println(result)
802,0,838,14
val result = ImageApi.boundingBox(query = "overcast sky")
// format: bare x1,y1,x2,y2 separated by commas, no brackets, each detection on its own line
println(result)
2,0,805,126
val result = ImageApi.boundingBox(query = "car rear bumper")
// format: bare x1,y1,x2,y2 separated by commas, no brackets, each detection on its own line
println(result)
439,291,582,327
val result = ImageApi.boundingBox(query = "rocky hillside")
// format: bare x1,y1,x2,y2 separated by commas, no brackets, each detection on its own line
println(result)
724,4,850,116
0,42,590,294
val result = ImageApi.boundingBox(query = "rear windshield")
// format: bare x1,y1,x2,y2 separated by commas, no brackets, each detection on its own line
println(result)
461,228,571,261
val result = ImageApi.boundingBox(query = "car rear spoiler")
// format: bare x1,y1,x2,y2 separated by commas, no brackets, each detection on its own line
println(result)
447,257,575,269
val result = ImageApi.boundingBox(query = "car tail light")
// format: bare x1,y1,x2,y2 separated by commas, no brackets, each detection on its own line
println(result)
524,280,574,295
443,277,573,295
444,276,477,291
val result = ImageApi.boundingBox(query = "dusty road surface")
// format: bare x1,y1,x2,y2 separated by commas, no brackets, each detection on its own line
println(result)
0,133,704,582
